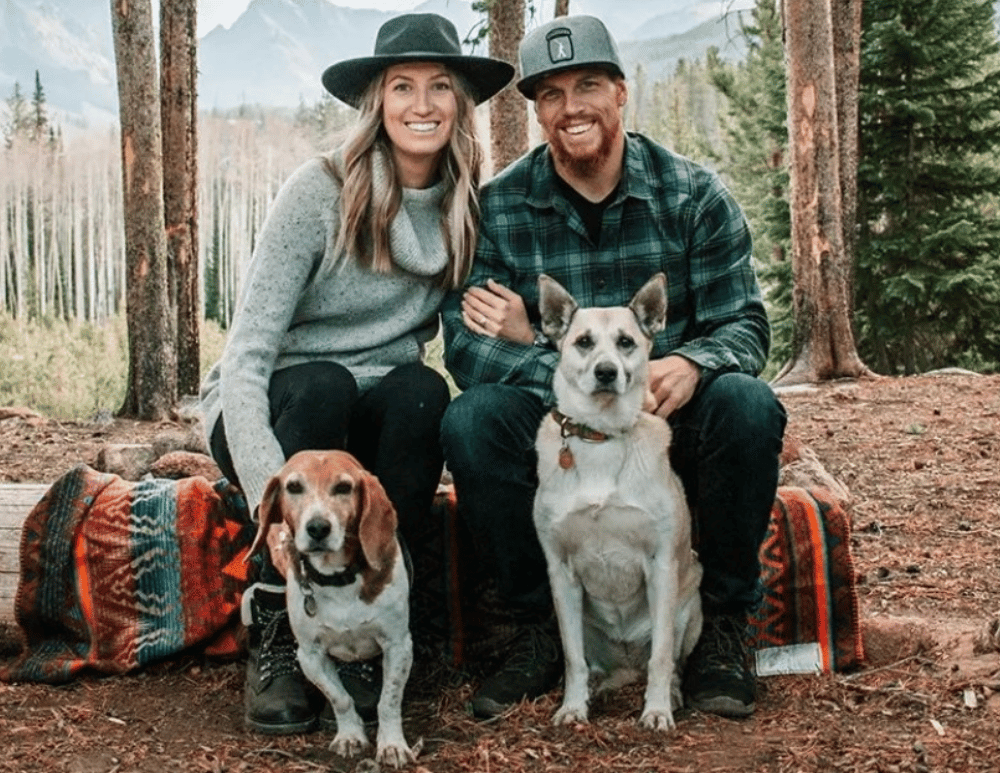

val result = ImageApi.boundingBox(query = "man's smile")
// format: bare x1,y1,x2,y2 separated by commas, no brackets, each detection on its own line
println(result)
562,120,596,137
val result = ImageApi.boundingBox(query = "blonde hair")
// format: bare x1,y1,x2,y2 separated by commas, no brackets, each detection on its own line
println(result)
323,68,483,289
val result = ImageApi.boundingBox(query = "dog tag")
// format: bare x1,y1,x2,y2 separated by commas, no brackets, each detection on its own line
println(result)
303,593,317,618
558,445,574,469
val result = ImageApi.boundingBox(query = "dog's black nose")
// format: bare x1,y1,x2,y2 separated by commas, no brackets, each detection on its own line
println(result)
306,518,331,541
594,362,618,384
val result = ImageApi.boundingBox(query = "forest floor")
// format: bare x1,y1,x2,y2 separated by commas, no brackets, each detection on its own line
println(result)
2,372,1000,772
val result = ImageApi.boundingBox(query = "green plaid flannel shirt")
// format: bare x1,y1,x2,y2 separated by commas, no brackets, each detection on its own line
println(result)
442,132,770,406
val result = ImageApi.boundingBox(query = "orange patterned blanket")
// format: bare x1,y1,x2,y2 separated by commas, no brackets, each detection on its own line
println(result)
751,486,864,672
1,470,861,683
1,466,252,684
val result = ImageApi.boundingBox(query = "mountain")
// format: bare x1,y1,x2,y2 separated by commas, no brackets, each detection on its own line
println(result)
0,0,117,128
198,0,394,111
197,0,754,111
619,13,750,83
560,0,751,42
0,0,869,126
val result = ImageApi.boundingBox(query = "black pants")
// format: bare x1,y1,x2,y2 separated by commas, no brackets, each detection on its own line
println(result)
440,372,787,620
211,360,450,551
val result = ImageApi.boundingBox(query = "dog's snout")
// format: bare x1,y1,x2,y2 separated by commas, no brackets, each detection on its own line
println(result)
306,517,332,542
594,362,618,385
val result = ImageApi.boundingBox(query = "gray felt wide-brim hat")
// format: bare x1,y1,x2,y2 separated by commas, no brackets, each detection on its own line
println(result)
322,13,515,108
517,14,625,98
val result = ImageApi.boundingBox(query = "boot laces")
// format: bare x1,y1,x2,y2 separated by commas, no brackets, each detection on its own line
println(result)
504,624,560,675
696,614,750,674
257,605,301,682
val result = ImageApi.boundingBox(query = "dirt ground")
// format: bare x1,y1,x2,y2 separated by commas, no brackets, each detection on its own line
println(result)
2,372,1000,773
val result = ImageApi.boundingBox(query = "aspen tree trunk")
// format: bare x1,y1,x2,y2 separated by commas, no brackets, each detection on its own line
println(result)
774,0,870,385
14,176,27,317
0,192,7,310
160,0,200,398
110,0,177,419
489,0,528,174
73,173,84,320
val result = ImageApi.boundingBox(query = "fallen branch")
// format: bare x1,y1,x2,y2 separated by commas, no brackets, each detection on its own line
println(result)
839,654,926,681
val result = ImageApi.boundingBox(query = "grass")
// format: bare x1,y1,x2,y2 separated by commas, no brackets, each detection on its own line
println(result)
0,313,227,421
0,314,457,420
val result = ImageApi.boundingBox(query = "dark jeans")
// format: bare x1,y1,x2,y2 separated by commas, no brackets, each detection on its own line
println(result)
211,360,450,547
439,372,787,620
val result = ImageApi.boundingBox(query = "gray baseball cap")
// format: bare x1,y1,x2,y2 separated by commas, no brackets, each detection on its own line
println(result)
516,15,625,99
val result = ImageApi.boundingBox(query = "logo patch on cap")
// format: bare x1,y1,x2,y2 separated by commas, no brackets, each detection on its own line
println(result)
546,28,574,64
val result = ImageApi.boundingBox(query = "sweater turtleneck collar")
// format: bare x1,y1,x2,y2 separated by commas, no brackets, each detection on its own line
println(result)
370,147,449,278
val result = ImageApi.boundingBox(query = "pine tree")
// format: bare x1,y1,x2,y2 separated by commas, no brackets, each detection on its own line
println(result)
708,0,792,369
3,82,31,147
31,71,48,143
858,0,1000,373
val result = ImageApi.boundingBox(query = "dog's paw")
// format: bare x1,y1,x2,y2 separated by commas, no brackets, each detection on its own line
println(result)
639,708,676,732
553,704,589,726
376,741,416,769
329,730,371,758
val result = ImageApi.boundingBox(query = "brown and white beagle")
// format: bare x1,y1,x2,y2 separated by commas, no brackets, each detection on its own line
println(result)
248,450,414,768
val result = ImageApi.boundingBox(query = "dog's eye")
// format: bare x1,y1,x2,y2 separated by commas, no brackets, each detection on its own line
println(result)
574,333,594,351
285,480,304,495
617,334,637,351
332,481,353,496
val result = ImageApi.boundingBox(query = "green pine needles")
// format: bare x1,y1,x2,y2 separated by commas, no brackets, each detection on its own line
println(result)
858,0,1000,374
714,0,1000,376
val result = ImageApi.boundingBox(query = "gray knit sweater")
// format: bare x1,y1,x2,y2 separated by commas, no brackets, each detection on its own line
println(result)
199,154,448,509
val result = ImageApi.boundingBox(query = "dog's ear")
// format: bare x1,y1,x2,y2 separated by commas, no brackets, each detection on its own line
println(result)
245,474,283,561
357,471,398,572
538,274,578,343
629,273,667,338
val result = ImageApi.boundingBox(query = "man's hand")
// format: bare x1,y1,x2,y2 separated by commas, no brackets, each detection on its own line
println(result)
648,355,701,418
461,279,534,344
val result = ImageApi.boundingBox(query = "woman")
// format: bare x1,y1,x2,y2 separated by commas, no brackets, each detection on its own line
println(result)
199,13,513,735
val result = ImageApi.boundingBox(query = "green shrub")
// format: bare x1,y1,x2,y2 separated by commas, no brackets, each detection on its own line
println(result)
0,314,228,421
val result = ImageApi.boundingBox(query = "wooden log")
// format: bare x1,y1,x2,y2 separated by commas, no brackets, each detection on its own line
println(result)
0,484,49,621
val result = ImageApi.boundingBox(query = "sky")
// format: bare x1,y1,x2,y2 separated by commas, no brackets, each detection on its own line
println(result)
198,0,425,33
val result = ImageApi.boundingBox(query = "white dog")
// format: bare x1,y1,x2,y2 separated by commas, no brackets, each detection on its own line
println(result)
248,450,414,768
533,273,704,731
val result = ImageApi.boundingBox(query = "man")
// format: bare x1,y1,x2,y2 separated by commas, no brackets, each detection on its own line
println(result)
440,14,786,721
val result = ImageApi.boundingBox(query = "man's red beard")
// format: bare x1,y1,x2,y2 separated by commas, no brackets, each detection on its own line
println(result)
548,115,622,178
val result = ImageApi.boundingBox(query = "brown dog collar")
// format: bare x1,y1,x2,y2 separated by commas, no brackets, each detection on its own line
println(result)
550,409,612,470
550,409,611,443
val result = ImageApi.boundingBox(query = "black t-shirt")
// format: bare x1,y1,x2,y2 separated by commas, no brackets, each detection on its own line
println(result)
554,173,620,245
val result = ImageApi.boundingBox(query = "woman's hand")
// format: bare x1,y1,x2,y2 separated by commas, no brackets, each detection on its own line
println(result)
461,279,534,344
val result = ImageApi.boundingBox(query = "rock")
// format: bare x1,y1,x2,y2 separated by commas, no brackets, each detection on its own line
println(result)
149,451,222,481
973,618,1000,655
924,367,981,377
172,394,204,423
779,435,853,508
96,443,158,480
152,426,208,457
861,617,937,666
0,406,47,425
770,384,821,396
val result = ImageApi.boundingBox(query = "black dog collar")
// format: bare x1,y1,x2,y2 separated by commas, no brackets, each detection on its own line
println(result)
295,553,360,617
